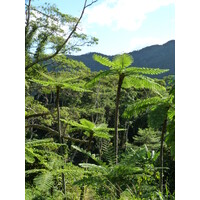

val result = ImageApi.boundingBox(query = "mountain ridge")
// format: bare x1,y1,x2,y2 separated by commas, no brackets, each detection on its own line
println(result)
69,40,175,78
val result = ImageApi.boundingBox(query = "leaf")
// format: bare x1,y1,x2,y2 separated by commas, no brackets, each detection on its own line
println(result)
123,97,163,118
122,75,166,96
125,67,169,76
79,163,107,172
93,54,113,67
37,70,55,82
85,70,114,88
71,145,104,165
33,172,54,191
112,53,133,69
93,131,113,140
25,147,36,164
80,119,95,129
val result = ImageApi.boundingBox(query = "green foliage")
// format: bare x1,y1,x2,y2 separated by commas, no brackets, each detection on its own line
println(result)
25,2,98,71
71,145,104,165
33,172,54,191
25,4,175,197
74,145,161,199
31,71,89,92
133,128,161,151
93,54,114,68
63,118,113,140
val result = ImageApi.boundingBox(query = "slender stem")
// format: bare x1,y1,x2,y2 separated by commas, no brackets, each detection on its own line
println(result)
25,0,32,37
160,118,167,193
114,74,125,164
56,86,66,199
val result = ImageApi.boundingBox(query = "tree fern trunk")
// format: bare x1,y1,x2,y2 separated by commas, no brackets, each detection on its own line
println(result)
56,86,66,199
160,118,167,193
114,74,125,164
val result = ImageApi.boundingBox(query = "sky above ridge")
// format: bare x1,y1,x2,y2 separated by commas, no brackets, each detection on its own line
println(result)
31,0,175,55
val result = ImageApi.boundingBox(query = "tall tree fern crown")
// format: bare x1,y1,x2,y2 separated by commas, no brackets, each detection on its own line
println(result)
112,53,134,70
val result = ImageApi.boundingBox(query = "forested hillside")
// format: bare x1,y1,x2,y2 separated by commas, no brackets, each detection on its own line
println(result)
69,40,175,78
25,1,175,200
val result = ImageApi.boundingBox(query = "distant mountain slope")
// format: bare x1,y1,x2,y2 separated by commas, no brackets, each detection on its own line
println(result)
70,40,175,78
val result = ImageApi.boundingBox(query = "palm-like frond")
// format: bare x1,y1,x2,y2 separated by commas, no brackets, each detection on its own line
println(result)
125,67,169,76
33,172,54,191
101,140,115,165
79,163,108,173
80,118,96,129
122,75,166,96
112,53,133,69
64,118,114,140
36,70,55,81
31,71,90,93
93,54,113,67
123,96,165,118
71,145,104,165
25,147,36,164
85,70,114,88
93,131,112,139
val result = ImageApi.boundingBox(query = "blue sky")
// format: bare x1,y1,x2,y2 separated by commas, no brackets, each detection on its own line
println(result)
31,0,175,55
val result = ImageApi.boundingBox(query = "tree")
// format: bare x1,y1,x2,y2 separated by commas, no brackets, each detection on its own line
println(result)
86,53,169,164
25,0,98,71
123,79,175,192
30,71,89,198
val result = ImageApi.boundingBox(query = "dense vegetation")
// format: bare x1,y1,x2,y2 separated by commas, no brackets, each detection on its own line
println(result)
25,1,175,199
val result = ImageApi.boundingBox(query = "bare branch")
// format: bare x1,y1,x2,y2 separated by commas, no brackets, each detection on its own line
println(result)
85,0,98,8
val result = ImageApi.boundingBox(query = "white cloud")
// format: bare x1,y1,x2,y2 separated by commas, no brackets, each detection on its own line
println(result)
85,0,174,31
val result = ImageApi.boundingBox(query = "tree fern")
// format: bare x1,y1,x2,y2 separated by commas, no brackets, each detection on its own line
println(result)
86,53,169,164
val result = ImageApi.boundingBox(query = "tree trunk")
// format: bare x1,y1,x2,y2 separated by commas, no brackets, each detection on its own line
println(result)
160,119,167,193
114,74,125,164
56,86,66,199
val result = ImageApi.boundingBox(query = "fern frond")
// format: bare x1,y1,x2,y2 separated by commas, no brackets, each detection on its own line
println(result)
125,67,169,75
33,172,54,191
93,54,113,67
71,145,104,165
122,75,166,96
123,97,163,118
93,131,113,140
101,140,115,165
112,53,133,69
36,70,55,82
85,70,114,88
79,163,107,173
25,147,36,164
80,119,95,129
31,79,55,87
26,138,54,146
25,169,47,175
